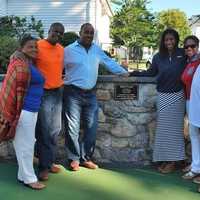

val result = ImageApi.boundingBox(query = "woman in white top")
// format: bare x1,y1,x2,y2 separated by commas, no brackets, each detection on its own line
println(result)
188,41,200,191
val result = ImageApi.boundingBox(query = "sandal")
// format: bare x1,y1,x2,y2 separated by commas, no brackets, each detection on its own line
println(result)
160,162,176,174
24,182,46,190
157,162,166,172
182,171,200,180
182,165,191,173
193,176,200,184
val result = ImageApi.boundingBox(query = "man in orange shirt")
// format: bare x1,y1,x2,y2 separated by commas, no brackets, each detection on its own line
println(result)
35,23,65,181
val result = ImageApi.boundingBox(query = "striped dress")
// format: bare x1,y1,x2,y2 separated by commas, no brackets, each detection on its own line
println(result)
153,90,185,162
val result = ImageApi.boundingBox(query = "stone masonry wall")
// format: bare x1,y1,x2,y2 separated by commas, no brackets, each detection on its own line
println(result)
94,76,157,166
0,75,157,166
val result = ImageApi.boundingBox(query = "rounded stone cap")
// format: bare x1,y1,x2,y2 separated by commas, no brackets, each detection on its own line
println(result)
98,75,156,84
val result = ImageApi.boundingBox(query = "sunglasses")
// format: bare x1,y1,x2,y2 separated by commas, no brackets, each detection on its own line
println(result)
184,44,197,49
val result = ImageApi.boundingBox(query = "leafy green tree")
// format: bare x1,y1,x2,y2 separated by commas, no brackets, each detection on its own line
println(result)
61,32,79,47
0,15,44,39
156,9,191,44
110,0,156,61
0,16,44,73
0,36,19,74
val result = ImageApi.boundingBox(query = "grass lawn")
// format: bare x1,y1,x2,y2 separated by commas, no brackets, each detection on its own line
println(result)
0,162,199,200
128,62,146,70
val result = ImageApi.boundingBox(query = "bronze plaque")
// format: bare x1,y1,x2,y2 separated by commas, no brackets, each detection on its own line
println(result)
114,84,138,100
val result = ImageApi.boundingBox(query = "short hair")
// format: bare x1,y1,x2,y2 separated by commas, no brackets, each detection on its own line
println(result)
159,28,180,56
184,35,199,47
20,34,37,48
49,22,64,31
80,23,93,32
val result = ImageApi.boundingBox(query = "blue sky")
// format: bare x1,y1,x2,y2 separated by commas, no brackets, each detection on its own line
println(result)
112,0,200,18
147,0,200,18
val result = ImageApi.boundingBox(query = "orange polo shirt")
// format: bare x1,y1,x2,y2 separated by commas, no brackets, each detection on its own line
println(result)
36,39,64,89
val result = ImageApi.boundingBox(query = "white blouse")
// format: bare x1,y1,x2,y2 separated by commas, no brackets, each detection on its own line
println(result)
189,64,200,127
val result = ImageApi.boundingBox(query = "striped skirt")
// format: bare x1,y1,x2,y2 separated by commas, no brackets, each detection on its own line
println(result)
153,90,186,162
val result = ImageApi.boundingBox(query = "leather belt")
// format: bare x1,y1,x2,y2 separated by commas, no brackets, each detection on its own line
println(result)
65,85,96,93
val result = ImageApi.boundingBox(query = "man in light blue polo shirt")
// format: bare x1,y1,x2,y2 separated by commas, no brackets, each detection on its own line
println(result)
63,23,129,171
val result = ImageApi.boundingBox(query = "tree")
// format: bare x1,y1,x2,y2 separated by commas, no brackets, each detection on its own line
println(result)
110,0,156,61
0,15,44,39
156,9,191,44
0,16,44,73
60,32,79,47
0,36,19,74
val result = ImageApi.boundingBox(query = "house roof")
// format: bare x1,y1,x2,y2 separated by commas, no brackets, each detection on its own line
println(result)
101,0,113,17
189,15,200,27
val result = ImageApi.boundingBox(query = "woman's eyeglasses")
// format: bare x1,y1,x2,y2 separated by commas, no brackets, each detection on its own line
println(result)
184,44,197,49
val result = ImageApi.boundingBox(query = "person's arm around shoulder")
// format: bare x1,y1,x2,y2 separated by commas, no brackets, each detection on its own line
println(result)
98,46,129,76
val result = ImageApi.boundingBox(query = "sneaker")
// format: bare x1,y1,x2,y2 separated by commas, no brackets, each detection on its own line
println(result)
70,160,80,171
82,161,98,169
193,176,200,184
182,171,199,180
50,164,61,173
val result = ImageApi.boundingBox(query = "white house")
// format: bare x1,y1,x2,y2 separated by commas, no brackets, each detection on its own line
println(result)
189,15,200,40
0,0,113,49
0,0,7,16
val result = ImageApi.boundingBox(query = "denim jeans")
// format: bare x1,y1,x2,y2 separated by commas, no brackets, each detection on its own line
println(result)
36,87,63,171
63,85,99,162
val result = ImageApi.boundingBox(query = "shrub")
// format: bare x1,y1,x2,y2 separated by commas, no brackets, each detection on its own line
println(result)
0,36,19,74
0,15,44,73
99,50,113,75
0,16,44,39
61,32,79,47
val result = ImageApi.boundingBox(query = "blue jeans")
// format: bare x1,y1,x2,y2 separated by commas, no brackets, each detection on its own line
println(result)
36,87,63,171
63,85,99,162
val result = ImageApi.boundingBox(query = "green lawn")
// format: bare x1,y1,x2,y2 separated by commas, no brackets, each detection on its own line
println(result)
128,62,147,70
0,163,199,200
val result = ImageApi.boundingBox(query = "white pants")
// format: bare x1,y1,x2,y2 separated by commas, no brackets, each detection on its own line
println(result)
13,110,38,184
186,100,200,173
